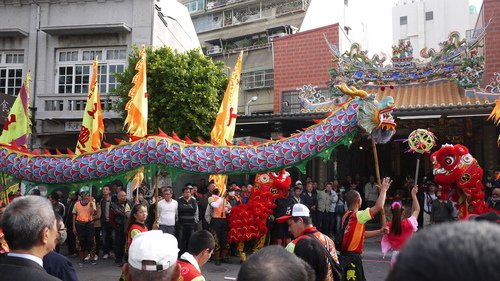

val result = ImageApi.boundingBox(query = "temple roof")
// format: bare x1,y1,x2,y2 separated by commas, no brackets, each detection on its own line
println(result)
364,79,495,112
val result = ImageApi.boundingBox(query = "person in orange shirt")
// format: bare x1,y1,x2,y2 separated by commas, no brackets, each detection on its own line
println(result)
72,186,96,263
207,188,232,265
338,177,391,281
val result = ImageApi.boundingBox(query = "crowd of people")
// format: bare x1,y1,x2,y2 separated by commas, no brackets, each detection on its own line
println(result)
0,171,499,281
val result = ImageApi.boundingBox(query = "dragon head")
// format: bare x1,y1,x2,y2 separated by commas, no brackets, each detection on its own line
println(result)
336,83,396,144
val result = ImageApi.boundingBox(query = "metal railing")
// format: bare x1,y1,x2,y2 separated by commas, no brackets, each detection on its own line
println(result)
37,94,121,119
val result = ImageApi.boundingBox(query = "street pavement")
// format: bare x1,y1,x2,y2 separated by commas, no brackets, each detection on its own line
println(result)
74,235,391,281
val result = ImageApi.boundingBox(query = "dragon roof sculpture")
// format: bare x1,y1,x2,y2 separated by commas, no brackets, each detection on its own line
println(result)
325,27,487,89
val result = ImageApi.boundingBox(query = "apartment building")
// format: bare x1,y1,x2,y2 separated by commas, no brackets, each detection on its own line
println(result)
179,0,365,116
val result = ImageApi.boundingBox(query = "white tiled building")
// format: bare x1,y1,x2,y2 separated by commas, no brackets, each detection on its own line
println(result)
392,0,479,58
0,0,199,150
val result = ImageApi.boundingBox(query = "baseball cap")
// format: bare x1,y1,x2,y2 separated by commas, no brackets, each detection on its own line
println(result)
79,186,90,194
128,230,179,271
276,203,310,223
186,185,193,189
295,180,303,185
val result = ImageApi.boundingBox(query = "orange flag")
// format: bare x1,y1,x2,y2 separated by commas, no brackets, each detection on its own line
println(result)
209,51,244,194
75,58,104,155
124,46,148,137
124,47,148,192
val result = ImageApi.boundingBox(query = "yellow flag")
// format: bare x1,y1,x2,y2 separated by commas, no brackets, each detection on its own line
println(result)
124,47,148,192
76,58,104,155
0,73,31,147
124,46,148,137
209,51,244,194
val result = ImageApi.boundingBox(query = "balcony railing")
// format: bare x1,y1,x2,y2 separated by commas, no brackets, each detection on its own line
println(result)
37,94,121,119
206,0,247,10
193,0,310,33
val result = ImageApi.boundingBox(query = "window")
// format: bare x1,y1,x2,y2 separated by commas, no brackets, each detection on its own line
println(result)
82,50,102,61
56,47,126,96
400,16,407,25
101,99,113,110
184,0,204,13
6,53,24,64
106,49,127,60
0,52,24,96
242,69,274,90
425,11,433,21
466,29,474,41
59,51,78,62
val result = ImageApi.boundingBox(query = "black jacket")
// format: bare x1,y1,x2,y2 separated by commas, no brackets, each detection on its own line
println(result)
0,254,62,281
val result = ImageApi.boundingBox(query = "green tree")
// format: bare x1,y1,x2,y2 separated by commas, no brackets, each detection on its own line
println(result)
113,47,228,140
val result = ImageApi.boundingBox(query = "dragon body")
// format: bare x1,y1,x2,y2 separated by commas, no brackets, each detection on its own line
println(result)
431,144,489,219
0,85,394,185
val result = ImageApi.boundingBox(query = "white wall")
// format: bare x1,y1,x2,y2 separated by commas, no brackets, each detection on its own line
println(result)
300,0,367,53
152,0,201,52
392,0,477,58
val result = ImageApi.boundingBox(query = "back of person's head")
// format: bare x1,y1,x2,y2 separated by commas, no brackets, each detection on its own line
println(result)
31,189,41,196
238,245,315,281
187,230,215,256
390,201,403,235
344,190,360,208
2,195,56,250
294,238,327,281
126,230,180,281
387,221,500,281
49,192,59,202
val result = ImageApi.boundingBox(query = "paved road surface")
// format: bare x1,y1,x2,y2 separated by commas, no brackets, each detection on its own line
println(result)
74,236,390,281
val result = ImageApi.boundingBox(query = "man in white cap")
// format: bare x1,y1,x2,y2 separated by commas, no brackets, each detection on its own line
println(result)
123,230,180,281
277,203,340,281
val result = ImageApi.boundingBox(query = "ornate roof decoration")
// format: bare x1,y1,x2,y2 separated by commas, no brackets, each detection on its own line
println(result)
325,26,487,89
297,84,348,113
465,72,500,100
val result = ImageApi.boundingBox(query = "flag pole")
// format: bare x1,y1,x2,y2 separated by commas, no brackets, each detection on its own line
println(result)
154,168,160,226
371,138,386,227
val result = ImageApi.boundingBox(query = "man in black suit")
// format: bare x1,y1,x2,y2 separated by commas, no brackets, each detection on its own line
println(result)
0,195,61,281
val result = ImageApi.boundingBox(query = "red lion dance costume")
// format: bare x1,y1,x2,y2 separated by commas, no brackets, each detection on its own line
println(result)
227,169,291,261
431,144,489,219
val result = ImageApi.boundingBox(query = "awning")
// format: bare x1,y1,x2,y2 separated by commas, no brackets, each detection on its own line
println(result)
41,23,131,36
0,28,28,37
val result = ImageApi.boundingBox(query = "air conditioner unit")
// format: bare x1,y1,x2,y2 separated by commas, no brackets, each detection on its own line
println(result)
268,32,286,42
207,45,222,55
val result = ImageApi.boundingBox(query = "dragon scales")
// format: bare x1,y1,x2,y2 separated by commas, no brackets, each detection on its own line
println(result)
0,85,395,184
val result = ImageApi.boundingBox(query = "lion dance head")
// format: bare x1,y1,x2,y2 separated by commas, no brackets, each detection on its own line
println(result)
431,144,489,218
